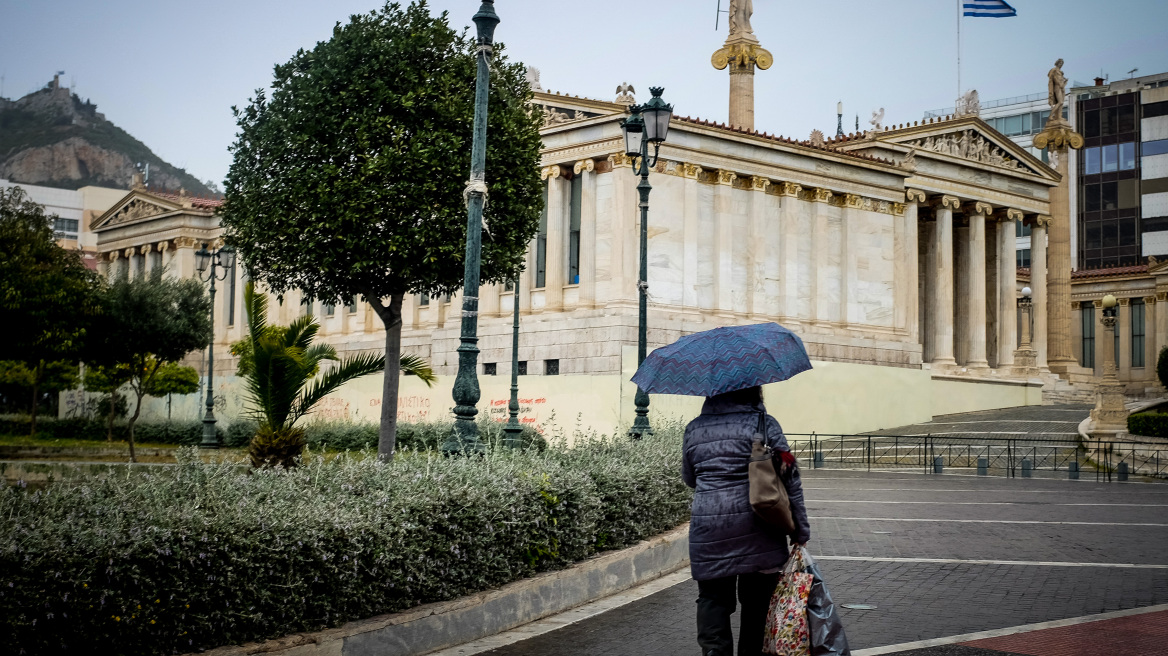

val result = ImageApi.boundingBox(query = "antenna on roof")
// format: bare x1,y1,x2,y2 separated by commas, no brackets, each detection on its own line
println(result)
714,0,728,29
1128,68,1139,79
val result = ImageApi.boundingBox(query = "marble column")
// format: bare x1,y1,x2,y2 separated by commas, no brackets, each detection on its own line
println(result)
810,188,833,324
714,170,738,316
842,194,863,326
681,164,702,309
575,159,597,309
542,165,566,312
930,195,959,366
607,153,637,306
172,237,197,279
904,190,925,343
1030,216,1049,368
140,244,154,275
1119,298,1132,381
997,209,1023,368
964,202,991,369
748,176,771,318
1093,299,1105,377
1044,145,1080,372
919,216,937,363
777,182,802,321
954,218,970,366
157,241,171,277
1146,296,1159,384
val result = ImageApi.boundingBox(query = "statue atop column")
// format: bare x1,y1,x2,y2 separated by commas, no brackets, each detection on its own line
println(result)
728,0,754,37
1034,58,1081,150
1047,59,1067,122
712,0,769,130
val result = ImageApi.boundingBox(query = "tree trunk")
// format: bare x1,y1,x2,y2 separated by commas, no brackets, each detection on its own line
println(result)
127,386,143,463
29,360,42,437
106,394,117,442
372,294,405,462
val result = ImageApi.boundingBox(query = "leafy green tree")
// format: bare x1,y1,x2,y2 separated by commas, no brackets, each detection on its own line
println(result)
86,270,212,461
146,362,201,436
83,364,132,441
0,186,102,434
238,282,387,467
0,360,79,419
221,1,543,459
1158,346,1168,390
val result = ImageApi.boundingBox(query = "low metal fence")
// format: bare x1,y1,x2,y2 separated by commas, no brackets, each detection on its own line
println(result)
783,433,1168,482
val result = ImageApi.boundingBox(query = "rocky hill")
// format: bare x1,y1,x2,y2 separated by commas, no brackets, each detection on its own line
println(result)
0,77,212,194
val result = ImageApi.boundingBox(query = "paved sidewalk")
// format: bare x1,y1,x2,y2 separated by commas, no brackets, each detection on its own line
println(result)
476,468,1168,656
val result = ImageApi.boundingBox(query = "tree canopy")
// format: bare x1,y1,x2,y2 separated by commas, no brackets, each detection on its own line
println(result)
222,0,543,458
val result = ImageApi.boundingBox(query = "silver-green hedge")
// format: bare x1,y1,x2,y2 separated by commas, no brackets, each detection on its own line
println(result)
0,425,690,655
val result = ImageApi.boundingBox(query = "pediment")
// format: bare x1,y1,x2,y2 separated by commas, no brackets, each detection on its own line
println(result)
92,192,181,230
873,118,1054,180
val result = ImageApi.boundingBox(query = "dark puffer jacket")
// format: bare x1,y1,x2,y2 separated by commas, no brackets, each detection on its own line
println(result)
682,396,811,581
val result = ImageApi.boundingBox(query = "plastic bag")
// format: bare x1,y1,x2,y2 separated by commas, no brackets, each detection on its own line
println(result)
802,548,851,656
762,548,814,656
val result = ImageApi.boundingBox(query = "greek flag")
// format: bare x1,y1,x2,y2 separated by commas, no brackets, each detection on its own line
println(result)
963,0,1017,17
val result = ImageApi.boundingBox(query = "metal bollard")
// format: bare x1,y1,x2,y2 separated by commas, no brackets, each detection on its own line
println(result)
813,451,824,469
977,457,988,476
1069,461,1080,480
1021,459,1032,478
933,456,944,474
1118,462,1129,482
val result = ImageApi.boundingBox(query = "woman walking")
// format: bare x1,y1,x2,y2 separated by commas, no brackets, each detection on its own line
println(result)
682,385,811,656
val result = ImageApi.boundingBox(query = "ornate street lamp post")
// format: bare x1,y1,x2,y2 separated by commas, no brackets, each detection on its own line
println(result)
620,87,673,440
194,242,236,449
443,0,499,455
503,274,523,448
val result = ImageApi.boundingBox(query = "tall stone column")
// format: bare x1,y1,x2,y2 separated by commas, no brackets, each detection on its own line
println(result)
681,163,703,310
157,241,171,278
542,165,566,312
919,217,937,363
711,38,772,131
964,202,991,369
1034,100,1084,374
714,170,738,316
997,209,1023,368
607,153,636,307
777,182,802,321
1118,298,1132,381
1030,216,1050,368
172,237,198,279
575,159,597,309
140,244,154,275
931,196,959,366
904,190,925,343
748,176,771,318
810,188,833,325
1146,296,1159,385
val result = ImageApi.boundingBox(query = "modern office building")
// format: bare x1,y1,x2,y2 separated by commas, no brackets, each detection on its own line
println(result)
0,178,126,268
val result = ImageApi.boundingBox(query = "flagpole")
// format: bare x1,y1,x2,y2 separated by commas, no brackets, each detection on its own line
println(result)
957,0,962,102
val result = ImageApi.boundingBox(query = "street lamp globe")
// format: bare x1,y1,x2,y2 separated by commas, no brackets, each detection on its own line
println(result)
641,87,673,144
195,243,212,273
1021,286,1032,299
621,113,645,158
219,245,237,270
1102,294,1117,309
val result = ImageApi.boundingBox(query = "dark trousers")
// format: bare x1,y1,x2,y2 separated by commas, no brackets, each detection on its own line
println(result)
696,571,781,656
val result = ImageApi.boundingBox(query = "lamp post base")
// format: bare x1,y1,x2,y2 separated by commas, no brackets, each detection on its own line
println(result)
199,411,220,449
627,386,653,440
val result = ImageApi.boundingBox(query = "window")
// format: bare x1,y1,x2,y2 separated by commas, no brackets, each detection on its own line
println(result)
1085,224,1101,250
348,297,358,313
1101,182,1118,211
1119,142,1136,171
1016,249,1031,268
544,359,559,375
1016,221,1031,237
1084,147,1101,175
568,174,582,285
1118,105,1136,134
1083,109,1100,139
484,363,497,376
1144,139,1168,158
1132,299,1146,367
1102,144,1118,173
536,182,548,288
325,303,336,317
1083,183,1101,212
53,217,78,239
1100,107,1117,137
1145,101,1168,119
226,260,237,326
1004,114,1024,136
419,293,430,307
517,361,527,376
1081,302,1095,369
1118,179,1138,209
300,297,311,316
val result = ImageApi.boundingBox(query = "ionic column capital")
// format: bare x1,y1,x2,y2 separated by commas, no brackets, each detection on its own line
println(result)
540,164,564,180
891,202,906,216
811,188,833,203
1093,299,1104,308
139,243,153,254
1158,292,1168,303
573,159,595,175
123,247,136,258
173,236,198,249
1118,297,1131,307
844,193,864,209
156,241,170,252
1145,295,1158,305
1033,214,1052,228
931,195,960,210
107,250,120,261
775,181,801,197
963,201,993,217
905,188,926,203
607,153,634,168
716,170,737,186
681,163,702,179
749,176,771,192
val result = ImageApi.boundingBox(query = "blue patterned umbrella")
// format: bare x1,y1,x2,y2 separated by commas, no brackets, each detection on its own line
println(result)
631,322,812,396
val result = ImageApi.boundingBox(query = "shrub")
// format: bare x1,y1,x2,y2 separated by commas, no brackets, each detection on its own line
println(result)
1158,346,1168,390
0,427,690,655
1127,411,1168,438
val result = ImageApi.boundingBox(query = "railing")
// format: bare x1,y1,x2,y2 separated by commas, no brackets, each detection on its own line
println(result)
783,433,1168,482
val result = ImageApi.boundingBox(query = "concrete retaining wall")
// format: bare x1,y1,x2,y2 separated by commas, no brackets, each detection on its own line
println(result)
197,523,690,656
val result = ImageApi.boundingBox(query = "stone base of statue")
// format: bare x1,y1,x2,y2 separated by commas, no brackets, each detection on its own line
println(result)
1012,347,1039,378
1089,378,1129,437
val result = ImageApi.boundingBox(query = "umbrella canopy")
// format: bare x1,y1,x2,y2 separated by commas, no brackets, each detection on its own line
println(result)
631,322,812,397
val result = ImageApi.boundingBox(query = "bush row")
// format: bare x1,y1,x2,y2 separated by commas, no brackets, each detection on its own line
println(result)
0,417,546,453
0,424,691,655
1127,412,1168,438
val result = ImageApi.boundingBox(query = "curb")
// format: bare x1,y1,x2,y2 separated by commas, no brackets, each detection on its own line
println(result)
196,523,690,656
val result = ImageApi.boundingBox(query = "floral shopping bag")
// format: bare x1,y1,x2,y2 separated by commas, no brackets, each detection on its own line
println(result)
762,548,814,656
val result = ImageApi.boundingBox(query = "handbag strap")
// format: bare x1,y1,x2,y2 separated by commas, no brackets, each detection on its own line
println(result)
755,411,769,447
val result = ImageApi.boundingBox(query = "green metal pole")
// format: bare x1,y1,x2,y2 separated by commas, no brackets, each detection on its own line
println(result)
503,274,523,447
444,0,499,455
199,258,220,449
628,141,653,440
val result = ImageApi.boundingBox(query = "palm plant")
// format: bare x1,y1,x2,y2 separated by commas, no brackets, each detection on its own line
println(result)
238,282,431,467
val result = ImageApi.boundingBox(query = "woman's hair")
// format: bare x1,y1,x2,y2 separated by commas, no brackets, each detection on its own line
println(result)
709,385,763,407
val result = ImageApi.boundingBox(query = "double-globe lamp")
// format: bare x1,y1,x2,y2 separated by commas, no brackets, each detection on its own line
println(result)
194,242,236,449
620,87,673,440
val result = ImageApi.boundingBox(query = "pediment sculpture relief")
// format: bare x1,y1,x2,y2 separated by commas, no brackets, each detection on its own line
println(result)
538,104,592,128
107,199,169,226
904,130,1027,172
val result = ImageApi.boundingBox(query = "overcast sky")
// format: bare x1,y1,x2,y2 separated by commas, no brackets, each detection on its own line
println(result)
2,0,1166,188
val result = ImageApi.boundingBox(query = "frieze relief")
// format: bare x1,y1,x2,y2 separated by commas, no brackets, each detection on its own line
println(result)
538,104,599,128
903,130,1029,172
107,199,170,226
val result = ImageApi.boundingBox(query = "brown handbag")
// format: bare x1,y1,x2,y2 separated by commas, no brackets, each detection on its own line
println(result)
749,412,797,534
